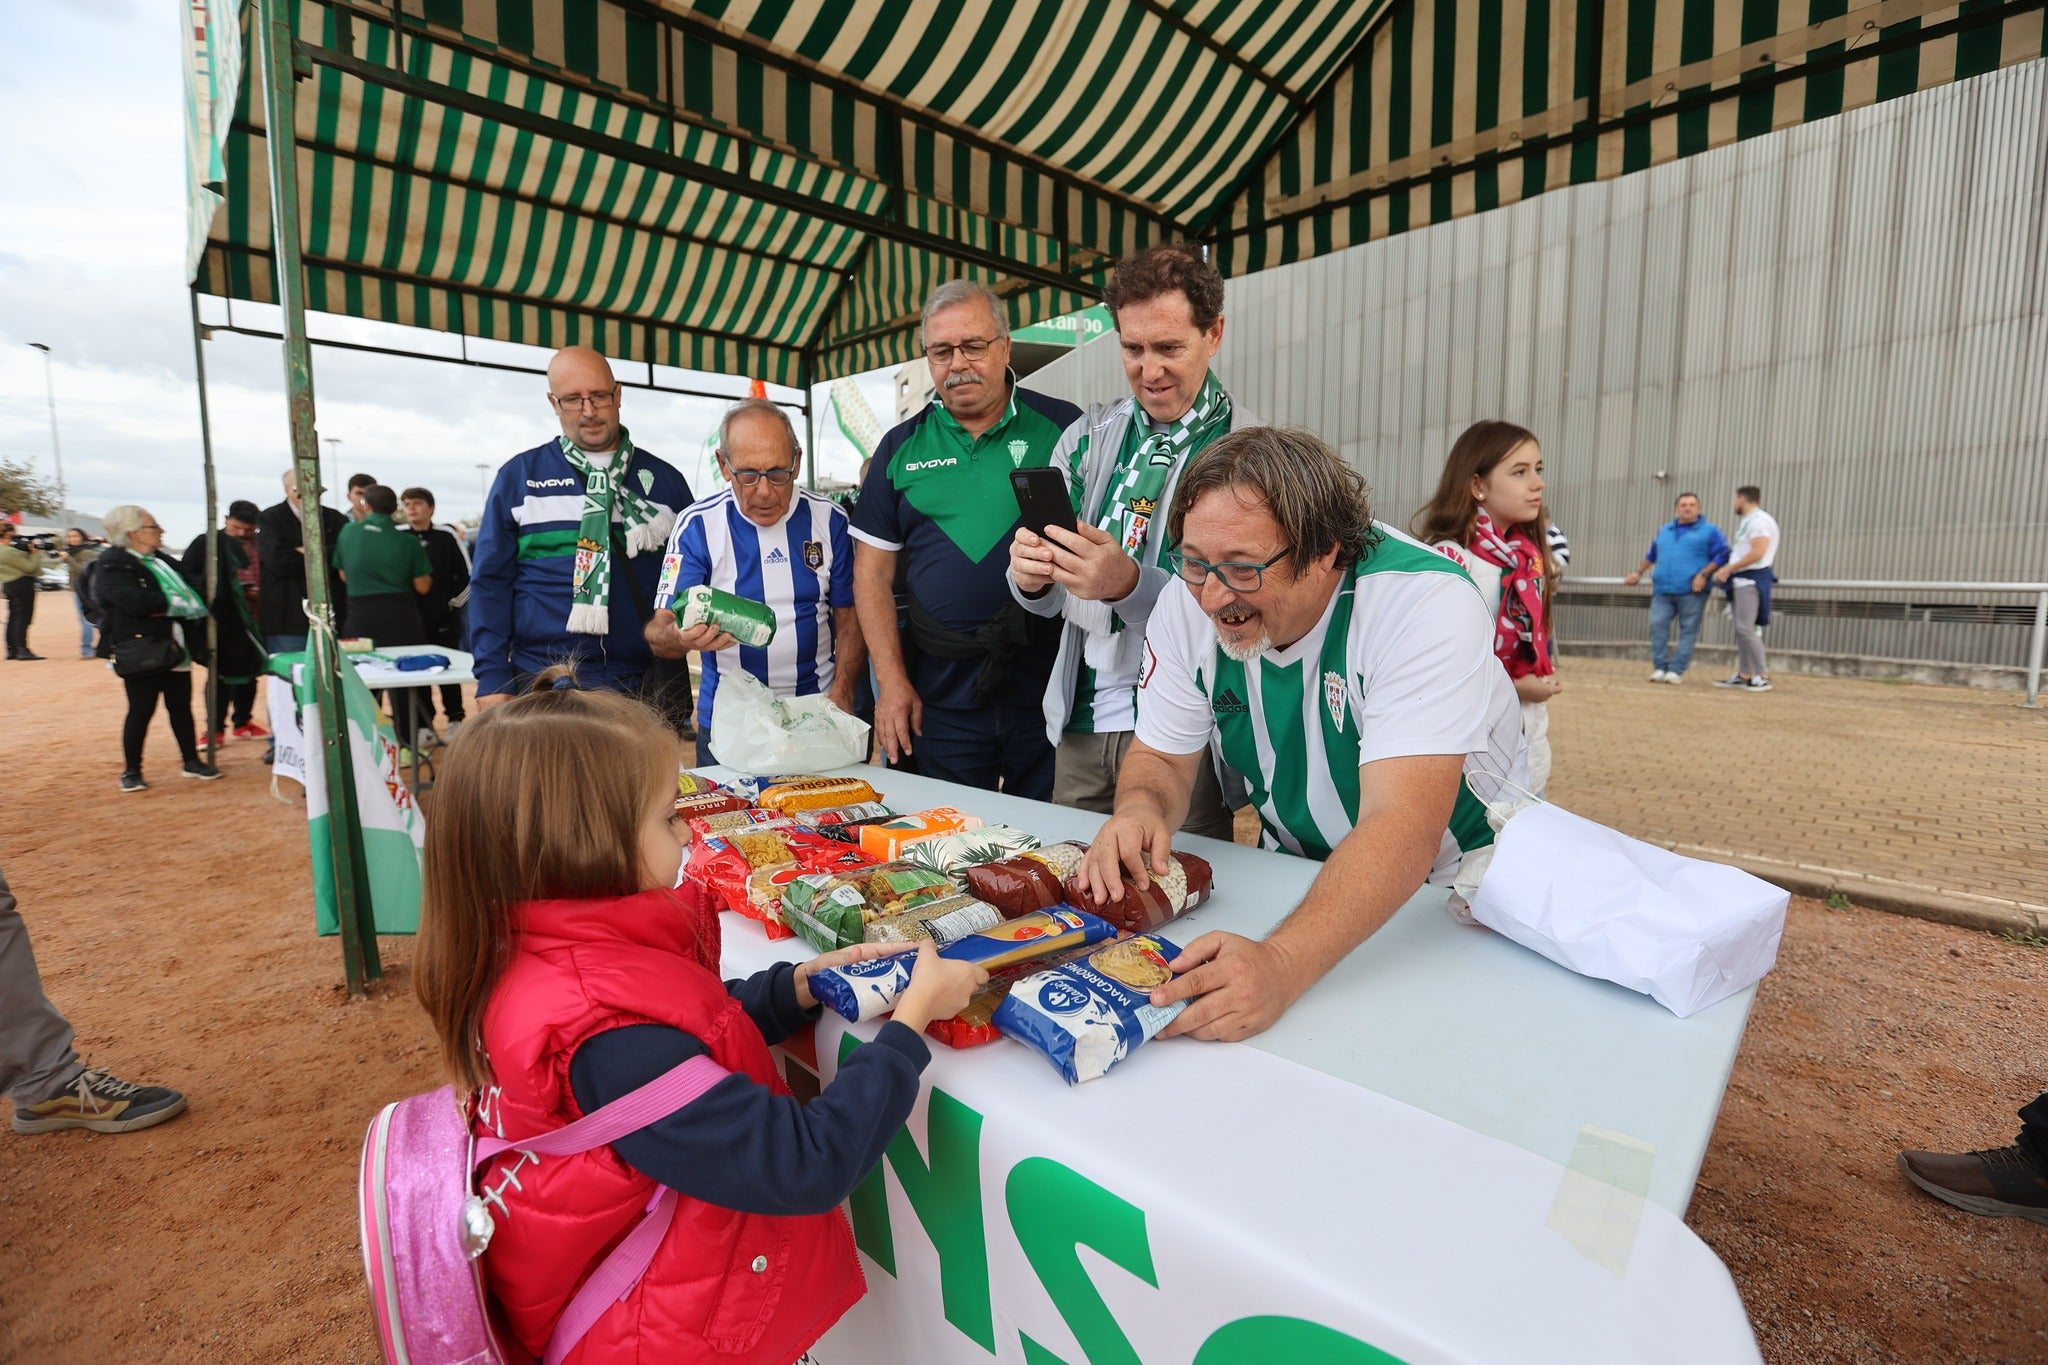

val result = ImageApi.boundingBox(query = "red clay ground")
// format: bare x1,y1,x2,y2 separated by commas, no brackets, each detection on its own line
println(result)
1,602,2044,1362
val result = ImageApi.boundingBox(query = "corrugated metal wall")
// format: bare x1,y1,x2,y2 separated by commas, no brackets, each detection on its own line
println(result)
1029,61,2048,673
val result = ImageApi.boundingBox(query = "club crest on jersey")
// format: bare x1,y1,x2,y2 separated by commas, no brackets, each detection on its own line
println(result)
1008,438,1029,466
638,468,655,494
572,540,603,589
803,540,824,570
1130,496,1157,518
1324,670,1347,732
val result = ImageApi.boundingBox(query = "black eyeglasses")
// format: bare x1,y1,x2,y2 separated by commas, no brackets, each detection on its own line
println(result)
725,465,799,488
924,338,998,366
550,388,620,412
1164,546,1292,593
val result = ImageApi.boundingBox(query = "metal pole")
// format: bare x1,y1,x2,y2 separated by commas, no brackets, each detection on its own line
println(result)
26,343,64,517
256,0,381,991
190,290,221,762
2026,589,2046,709
801,353,818,492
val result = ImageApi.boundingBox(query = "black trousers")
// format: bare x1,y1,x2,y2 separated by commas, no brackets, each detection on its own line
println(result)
122,669,199,772
204,676,257,732
2,579,35,655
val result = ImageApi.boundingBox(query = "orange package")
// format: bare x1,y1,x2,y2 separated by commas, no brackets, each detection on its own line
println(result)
857,807,986,861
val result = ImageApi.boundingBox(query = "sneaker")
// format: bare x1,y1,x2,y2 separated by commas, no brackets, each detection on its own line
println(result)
17,650,45,661
119,771,148,793
1713,674,1746,688
1744,676,1773,692
414,727,442,750
1663,671,1685,684
182,759,223,781
12,1067,188,1135
1898,1144,2048,1225
232,721,270,739
261,745,275,766
1648,669,1670,683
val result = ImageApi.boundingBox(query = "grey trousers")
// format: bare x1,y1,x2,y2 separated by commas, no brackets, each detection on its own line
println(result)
1052,729,1239,841
0,867,84,1106
1732,581,1768,678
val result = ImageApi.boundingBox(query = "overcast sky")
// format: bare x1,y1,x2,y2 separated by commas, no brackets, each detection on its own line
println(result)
0,2,899,544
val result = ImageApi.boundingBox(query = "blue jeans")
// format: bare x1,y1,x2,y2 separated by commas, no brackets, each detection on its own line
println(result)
1648,592,1708,674
72,592,94,655
902,701,1055,801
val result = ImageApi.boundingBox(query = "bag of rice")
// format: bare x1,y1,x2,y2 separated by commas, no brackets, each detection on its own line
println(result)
962,840,1090,916
993,933,1189,1083
896,826,1041,884
857,807,986,860
779,860,957,952
757,777,883,813
1061,851,1215,935
676,772,725,798
672,791,753,823
864,894,1003,946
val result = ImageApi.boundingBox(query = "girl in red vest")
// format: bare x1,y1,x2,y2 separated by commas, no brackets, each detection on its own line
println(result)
415,666,984,1364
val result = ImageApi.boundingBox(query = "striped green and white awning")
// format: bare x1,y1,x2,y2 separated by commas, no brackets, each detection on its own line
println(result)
196,0,2045,385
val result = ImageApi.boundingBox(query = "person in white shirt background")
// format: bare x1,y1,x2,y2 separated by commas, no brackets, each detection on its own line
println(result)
1713,484,1781,693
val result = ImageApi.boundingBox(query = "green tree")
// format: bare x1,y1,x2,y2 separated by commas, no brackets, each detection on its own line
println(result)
0,457,61,518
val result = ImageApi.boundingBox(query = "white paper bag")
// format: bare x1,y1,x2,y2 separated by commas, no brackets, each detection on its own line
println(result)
708,671,870,773
1465,802,1787,1017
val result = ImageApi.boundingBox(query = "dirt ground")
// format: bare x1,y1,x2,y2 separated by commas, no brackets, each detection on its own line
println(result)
2,600,2045,1363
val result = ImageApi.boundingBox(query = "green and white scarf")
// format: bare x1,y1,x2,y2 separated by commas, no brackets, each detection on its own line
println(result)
1070,373,1233,669
141,551,211,620
562,431,675,635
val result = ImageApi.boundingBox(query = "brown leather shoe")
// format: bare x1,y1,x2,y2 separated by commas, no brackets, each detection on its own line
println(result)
1897,1144,2048,1224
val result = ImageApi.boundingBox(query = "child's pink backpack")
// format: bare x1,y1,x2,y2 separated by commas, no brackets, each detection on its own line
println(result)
358,1055,726,1365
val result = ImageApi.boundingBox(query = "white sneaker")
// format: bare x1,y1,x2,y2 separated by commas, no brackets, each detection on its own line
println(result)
1649,669,1670,683
1664,671,1685,684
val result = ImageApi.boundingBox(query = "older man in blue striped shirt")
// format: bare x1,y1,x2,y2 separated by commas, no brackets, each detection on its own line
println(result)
647,399,866,767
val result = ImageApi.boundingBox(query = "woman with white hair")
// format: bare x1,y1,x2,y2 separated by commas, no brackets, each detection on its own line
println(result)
93,506,222,792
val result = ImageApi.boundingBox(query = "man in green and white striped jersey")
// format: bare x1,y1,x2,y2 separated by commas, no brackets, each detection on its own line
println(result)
1077,428,1527,1043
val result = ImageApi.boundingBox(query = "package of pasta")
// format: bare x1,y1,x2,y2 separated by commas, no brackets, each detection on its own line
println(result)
863,894,1003,946
793,802,895,828
923,941,1101,1050
805,951,920,1023
934,908,1116,973
1061,851,1215,935
897,826,1041,884
686,827,845,924
962,840,1091,916
720,773,814,802
757,777,883,814
857,807,987,861
676,771,725,798
743,841,877,938
686,808,799,840
993,933,1190,1083
672,791,753,823
780,860,958,952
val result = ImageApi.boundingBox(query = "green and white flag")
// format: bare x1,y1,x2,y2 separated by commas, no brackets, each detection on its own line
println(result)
268,659,423,936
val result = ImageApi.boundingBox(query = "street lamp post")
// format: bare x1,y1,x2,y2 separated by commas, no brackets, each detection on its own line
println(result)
25,343,64,519
475,461,490,512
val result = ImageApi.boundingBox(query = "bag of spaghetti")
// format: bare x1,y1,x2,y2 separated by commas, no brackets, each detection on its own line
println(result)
1061,851,1215,935
897,825,1041,885
962,840,1090,917
993,932,1190,1083
779,860,957,952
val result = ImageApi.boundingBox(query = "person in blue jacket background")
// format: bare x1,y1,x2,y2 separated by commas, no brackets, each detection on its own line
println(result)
471,347,693,709
1622,491,1729,684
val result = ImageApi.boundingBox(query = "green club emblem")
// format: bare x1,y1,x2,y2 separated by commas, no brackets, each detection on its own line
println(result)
1008,438,1029,467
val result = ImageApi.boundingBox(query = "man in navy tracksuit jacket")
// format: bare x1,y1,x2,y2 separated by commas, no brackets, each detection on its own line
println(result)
470,347,693,705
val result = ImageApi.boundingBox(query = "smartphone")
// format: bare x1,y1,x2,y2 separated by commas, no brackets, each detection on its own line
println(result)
1010,466,1079,539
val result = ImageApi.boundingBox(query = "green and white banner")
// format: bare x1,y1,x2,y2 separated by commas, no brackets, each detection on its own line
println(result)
267,661,423,936
725,925,1761,1365
181,0,243,284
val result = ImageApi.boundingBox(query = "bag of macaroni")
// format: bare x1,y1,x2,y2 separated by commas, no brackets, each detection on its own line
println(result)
993,933,1189,1083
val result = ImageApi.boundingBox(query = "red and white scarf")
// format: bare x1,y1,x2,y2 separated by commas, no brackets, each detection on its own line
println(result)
1468,510,1551,679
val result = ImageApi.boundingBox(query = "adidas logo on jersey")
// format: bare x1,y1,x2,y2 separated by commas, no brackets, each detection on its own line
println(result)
765,547,788,565
1212,687,1249,716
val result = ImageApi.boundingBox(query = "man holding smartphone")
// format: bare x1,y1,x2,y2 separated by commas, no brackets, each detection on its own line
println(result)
1008,244,1255,838
851,281,1080,798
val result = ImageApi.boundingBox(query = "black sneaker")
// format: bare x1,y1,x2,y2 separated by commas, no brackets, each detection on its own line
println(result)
1898,1143,2048,1225
119,771,148,793
182,759,223,781
1713,674,1747,688
12,1067,188,1135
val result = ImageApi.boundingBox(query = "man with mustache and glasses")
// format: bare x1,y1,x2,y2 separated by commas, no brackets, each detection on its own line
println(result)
1007,244,1257,839
850,282,1081,798
1074,428,1527,1043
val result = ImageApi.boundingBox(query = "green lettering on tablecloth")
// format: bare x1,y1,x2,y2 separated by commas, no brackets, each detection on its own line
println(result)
1193,1316,1409,1364
841,1033,995,1350
1007,1157,1154,1365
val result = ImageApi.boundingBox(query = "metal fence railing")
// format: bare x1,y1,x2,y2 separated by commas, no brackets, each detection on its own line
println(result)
1555,579,2048,708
